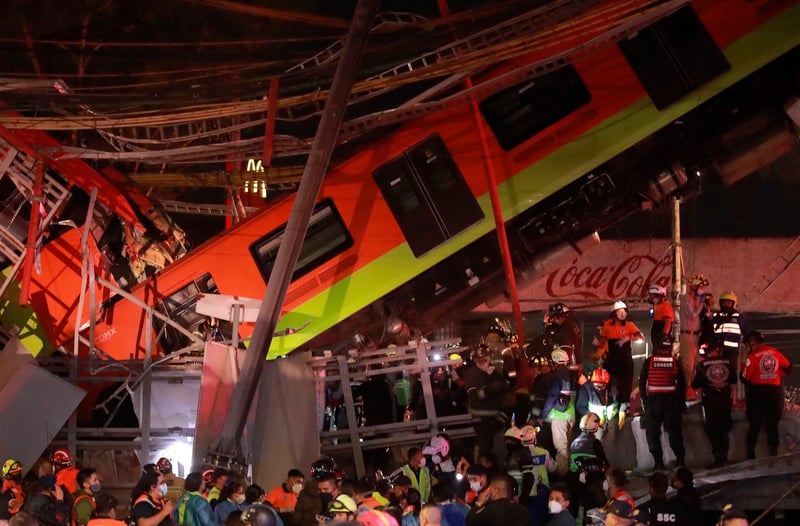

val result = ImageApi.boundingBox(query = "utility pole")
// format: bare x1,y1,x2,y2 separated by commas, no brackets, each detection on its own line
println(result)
671,196,682,354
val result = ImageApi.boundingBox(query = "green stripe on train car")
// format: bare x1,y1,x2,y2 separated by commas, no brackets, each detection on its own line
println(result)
0,267,55,357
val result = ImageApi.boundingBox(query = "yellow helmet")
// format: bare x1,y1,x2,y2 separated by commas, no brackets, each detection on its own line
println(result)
719,291,737,306
2,459,22,477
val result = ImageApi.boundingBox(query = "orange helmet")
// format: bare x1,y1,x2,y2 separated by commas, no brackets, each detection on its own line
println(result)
580,413,602,434
50,448,73,468
590,368,610,385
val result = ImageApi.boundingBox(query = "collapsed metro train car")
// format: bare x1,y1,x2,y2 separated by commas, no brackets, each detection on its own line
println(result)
3,0,799,362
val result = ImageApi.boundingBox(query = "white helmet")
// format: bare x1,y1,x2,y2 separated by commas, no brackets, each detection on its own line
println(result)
520,425,537,445
647,283,666,296
612,300,628,311
550,348,570,365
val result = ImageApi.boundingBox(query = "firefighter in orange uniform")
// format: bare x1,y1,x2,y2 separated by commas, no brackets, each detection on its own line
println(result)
639,335,686,470
741,331,792,459
52,448,80,495
595,300,644,428
646,284,674,348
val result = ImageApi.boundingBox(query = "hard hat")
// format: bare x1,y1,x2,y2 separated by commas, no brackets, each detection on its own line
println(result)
590,368,610,385
2,459,22,478
548,303,570,317
241,504,279,526
520,425,537,445
612,300,628,311
550,348,570,365
328,494,358,515
688,274,709,288
50,448,73,468
580,413,601,434
503,426,524,442
310,456,338,480
156,457,172,474
202,468,215,486
422,435,450,458
719,291,737,305
647,283,666,296
357,510,400,526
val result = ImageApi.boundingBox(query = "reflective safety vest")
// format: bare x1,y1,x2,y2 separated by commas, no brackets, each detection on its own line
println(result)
399,464,431,503
646,356,679,394
711,312,743,352
528,446,554,494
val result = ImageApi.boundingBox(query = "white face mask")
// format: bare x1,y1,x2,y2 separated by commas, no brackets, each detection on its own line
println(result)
159,483,169,497
234,494,246,504
548,501,563,514
469,481,483,492
291,483,303,494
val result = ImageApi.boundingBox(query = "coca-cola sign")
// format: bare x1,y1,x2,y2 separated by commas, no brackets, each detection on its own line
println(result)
475,238,800,312
546,253,672,300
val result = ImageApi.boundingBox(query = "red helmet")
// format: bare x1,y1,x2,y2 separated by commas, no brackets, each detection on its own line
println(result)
580,413,602,434
202,468,215,486
156,457,173,474
590,368,611,385
50,448,73,468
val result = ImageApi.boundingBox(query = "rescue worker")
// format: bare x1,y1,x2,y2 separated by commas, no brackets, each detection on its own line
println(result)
205,468,229,509
463,344,507,459
156,458,185,506
399,448,432,504
544,303,583,372
542,348,579,476
568,413,609,522
740,331,792,458
72,467,100,526
327,494,358,522
576,368,612,440
595,301,644,429
87,493,127,526
173,472,214,526
680,274,710,398
691,340,737,468
52,449,80,496
702,291,750,370
1,459,25,519
130,470,174,526
265,468,303,521
635,472,686,526
646,284,674,349
639,335,686,470
520,425,556,526
502,427,534,506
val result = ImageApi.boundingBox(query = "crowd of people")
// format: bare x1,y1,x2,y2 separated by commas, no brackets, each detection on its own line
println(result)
1,276,793,526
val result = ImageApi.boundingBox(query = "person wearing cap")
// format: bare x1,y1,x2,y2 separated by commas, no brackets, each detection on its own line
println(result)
635,472,685,526
587,500,638,526
639,334,686,470
265,469,304,519
325,494,357,523
740,331,792,458
691,339,737,468
399,448,431,504
595,301,644,430
680,274,710,397
542,348,579,476
1,460,25,519
465,474,529,526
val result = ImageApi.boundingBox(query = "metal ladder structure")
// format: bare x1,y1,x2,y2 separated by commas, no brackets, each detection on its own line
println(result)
751,235,800,296
0,134,71,300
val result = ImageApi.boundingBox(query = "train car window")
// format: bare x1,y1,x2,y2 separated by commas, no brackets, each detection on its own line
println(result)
374,135,484,258
618,5,729,110
249,197,353,284
479,63,591,151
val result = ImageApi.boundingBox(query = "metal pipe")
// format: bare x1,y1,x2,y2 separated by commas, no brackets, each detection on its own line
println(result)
19,162,44,306
212,0,381,464
671,197,681,353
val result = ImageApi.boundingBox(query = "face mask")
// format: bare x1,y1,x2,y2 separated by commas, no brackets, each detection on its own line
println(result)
418,457,426,468
320,492,333,508
90,483,102,493
469,481,483,492
292,483,303,494
432,454,442,465
234,495,246,505
548,501,563,514
160,483,169,497
602,479,610,492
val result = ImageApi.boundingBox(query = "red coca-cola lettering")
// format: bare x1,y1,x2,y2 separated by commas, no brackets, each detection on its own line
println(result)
545,253,672,300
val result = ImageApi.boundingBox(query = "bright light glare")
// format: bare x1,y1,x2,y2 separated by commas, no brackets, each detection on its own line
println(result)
154,439,194,478
432,353,441,361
